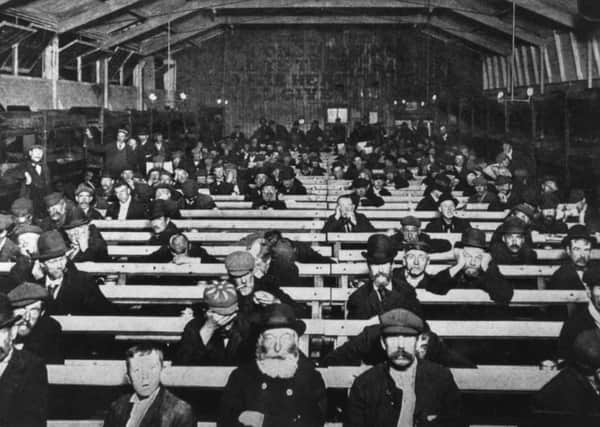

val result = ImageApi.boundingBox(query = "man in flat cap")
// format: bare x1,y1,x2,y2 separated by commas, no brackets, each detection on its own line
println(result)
390,216,451,254
321,194,376,233
278,167,307,195
0,292,47,427
39,192,75,231
548,225,596,290
532,329,600,426
468,176,497,204
74,183,104,220
176,282,254,366
0,214,18,262
180,180,217,210
488,175,521,211
424,193,471,233
10,197,34,230
219,303,327,427
8,282,62,363
106,179,147,220
345,308,464,427
62,207,109,262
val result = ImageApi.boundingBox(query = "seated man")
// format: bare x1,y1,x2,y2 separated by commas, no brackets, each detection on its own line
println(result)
390,215,451,254
488,175,521,211
0,293,48,427
209,164,235,195
321,194,376,233
424,193,471,233
532,329,600,427
3,225,44,291
10,197,34,230
180,180,217,209
74,183,104,220
344,308,464,427
245,234,299,286
145,233,216,265
8,282,63,363
95,174,117,210
103,344,195,427
278,166,307,195
251,179,287,210
548,225,596,290
62,207,109,262
352,178,384,208
534,194,569,235
219,304,327,427
432,228,514,305
468,176,497,204
347,235,422,319
558,264,600,362
372,173,391,197
416,174,450,211
153,183,182,219
106,180,147,220
38,192,75,231
176,282,254,366
0,214,19,262
490,217,538,265
148,200,180,246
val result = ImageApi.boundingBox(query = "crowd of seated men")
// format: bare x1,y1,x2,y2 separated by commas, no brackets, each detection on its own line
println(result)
1,116,600,426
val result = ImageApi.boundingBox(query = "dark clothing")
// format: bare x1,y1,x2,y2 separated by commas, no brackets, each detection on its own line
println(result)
69,224,109,262
345,361,464,427
0,238,19,262
490,242,538,265
104,387,196,427
416,194,440,211
0,349,48,427
487,192,522,211
20,161,51,218
176,315,255,366
357,191,385,208
548,262,586,290
106,199,147,220
148,221,180,247
534,219,569,235
468,191,498,204
531,366,600,427
218,356,327,427
321,213,376,233
252,199,287,210
558,306,597,361
181,194,217,210
425,217,472,234
279,179,307,195
87,142,138,177
15,315,63,363
209,180,235,195
83,208,105,220
390,231,452,254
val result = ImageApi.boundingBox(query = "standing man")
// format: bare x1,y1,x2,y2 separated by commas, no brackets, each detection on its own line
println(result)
345,308,464,427
20,143,51,219
85,128,138,178
0,292,47,427
104,344,196,427
218,303,327,427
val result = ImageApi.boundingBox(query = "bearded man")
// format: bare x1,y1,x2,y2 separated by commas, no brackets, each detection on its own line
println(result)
218,303,327,427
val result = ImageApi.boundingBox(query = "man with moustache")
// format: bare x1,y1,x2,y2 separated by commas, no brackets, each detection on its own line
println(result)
390,216,451,254
218,303,327,427
548,225,596,290
490,217,538,265
344,308,464,427
62,207,109,263
38,192,75,232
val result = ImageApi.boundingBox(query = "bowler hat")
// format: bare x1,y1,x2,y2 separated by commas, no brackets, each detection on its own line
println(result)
501,217,527,234
0,293,20,329
455,228,487,249
562,224,596,247
438,193,458,206
63,207,90,230
204,282,238,316
362,234,397,265
36,230,68,260
225,251,255,277
8,282,49,308
432,175,451,192
379,308,425,337
259,303,306,336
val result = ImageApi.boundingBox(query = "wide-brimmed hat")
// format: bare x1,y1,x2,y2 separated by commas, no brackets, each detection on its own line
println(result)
562,224,596,247
36,230,68,260
455,228,487,249
259,303,306,336
362,234,397,265
63,207,90,230
0,293,21,329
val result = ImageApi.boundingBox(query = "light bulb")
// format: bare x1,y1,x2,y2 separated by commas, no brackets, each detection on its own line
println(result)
148,93,157,102
497,91,504,100
217,98,222,104
420,101,425,107
432,94,437,101
526,87,534,97
179,92,187,100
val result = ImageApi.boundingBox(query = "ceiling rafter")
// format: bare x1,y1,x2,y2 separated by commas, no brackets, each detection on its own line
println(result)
58,0,148,33
510,0,576,28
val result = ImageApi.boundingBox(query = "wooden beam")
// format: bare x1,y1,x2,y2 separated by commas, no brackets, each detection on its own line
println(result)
592,36,600,77
543,44,553,84
428,17,512,56
569,32,584,80
554,31,567,82
530,46,540,84
521,46,531,86
511,0,576,28
58,0,148,33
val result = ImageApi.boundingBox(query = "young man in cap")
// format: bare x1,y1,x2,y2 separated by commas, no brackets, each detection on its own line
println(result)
62,207,109,262
8,282,63,363
74,183,104,220
322,194,376,233
424,194,471,233
0,292,48,427
390,215,451,254
106,179,147,220
558,264,600,362
0,214,18,262
345,308,463,427
20,143,51,218
176,282,255,366
468,176,497,204
352,178,385,207
85,128,138,179
548,225,596,290
251,179,287,210
209,164,235,195
278,167,307,195
219,303,327,427
104,343,195,427
347,235,423,320
532,329,600,426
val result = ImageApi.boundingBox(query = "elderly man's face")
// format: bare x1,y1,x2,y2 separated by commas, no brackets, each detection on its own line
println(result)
0,324,16,363
338,198,355,218
405,249,429,277
256,327,300,378
232,272,255,296
115,185,130,204
127,351,162,398
255,173,268,188
101,178,114,193
65,225,89,246
439,200,456,220
463,247,485,277
382,334,417,369
17,233,39,257
76,191,93,210
151,217,168,234
369,262,393,281
13,301,43,337
48,200,66,222
42,255,67,280
568,239,592,268
503,233,525,253
261,185,277,202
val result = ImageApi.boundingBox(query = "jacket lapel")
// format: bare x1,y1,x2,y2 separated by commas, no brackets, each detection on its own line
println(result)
140,388,165,427
367,286,382,315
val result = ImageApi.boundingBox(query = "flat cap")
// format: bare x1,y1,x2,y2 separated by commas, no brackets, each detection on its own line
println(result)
400,216,421,228
512,203,536,220
473,176,488,187
11,198,33,216
8,282,49,308
225,251,255,277
495,175,512,186
379,308,425,336
43,192,63,208
0,214,13,232
204,282,238,315
12,224,43,238
75,183,94,196
501,217,527,234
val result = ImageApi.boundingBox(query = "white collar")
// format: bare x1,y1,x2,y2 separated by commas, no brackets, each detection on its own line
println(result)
130,387,160,404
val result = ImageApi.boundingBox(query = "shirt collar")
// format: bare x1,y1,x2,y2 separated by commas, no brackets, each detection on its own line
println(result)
130,386,160,404
45,275,63,288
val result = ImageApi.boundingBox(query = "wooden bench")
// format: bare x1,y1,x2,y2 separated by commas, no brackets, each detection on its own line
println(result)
106,245,333,258
48,422,513,427
100,231,326,243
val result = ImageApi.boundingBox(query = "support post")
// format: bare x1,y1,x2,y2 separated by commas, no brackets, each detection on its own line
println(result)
103,58,109,109
564,94,570,188
12,43,18,76
77,56,82,82
43,35,59,109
